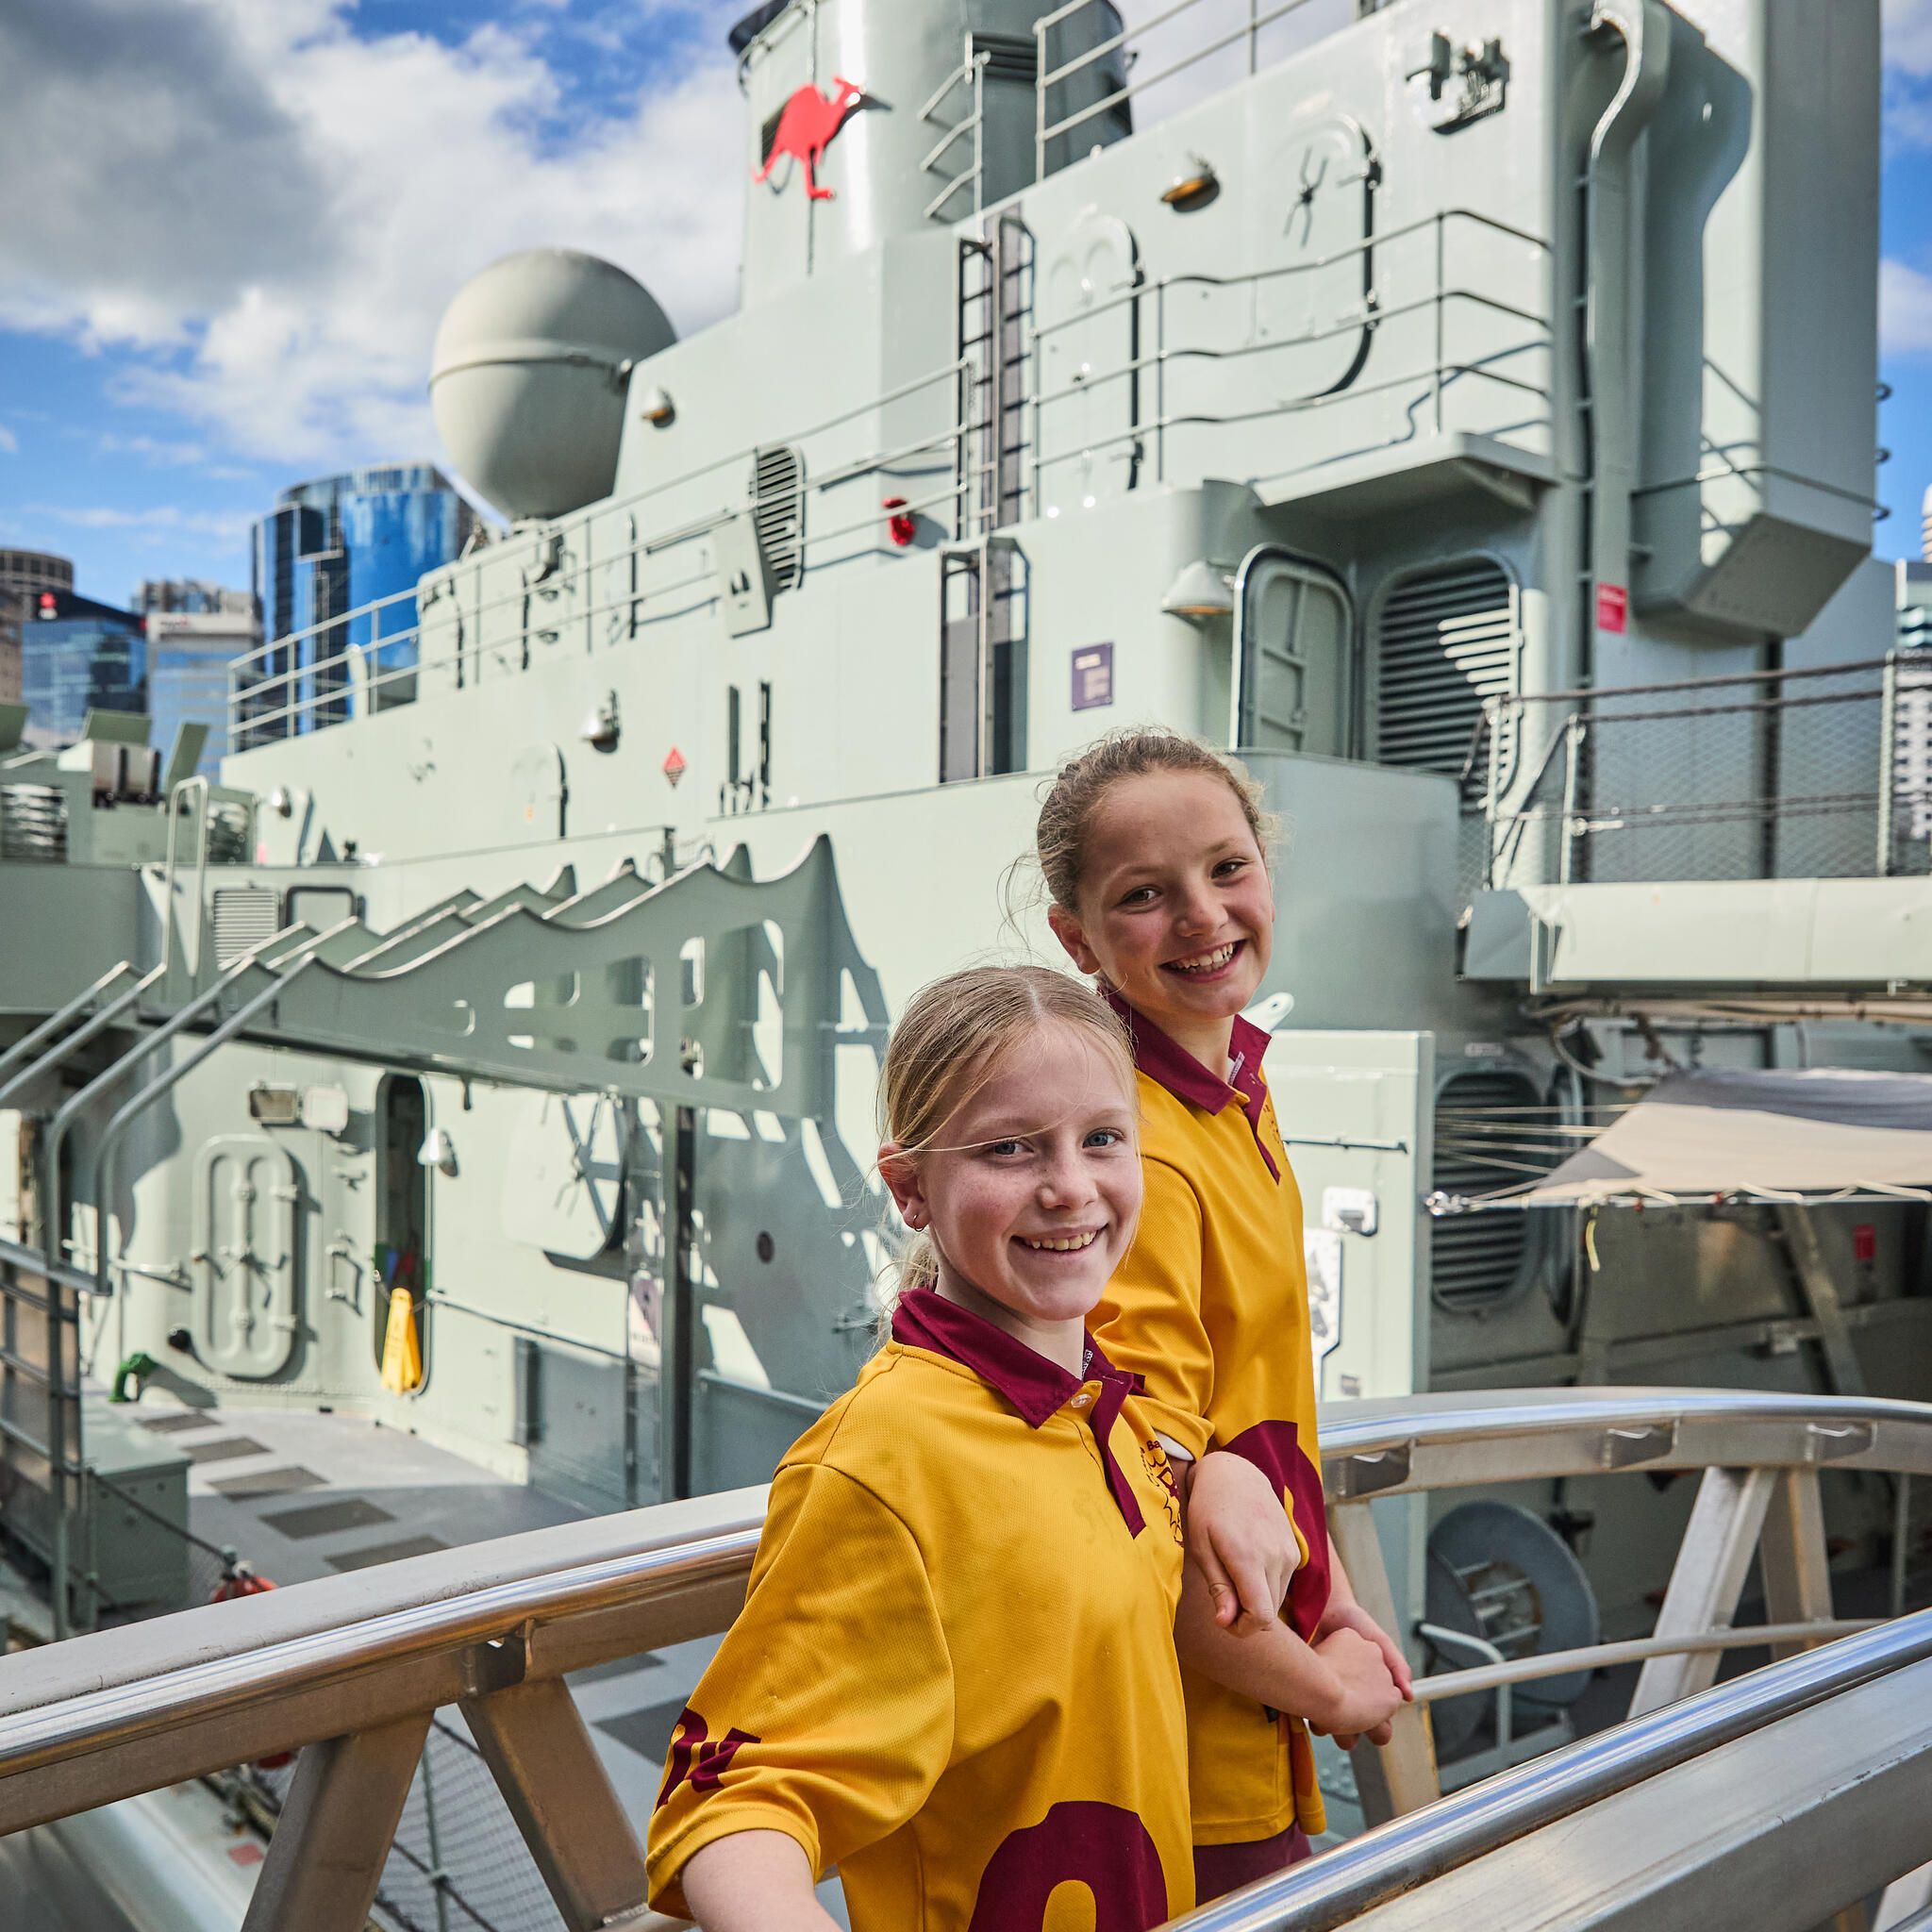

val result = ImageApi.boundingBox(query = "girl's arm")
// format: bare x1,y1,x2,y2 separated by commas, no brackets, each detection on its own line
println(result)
1182,1449,1303,1634
1173,1558,1405,1739
1316,1552,1415,1696
681,1831,842,1932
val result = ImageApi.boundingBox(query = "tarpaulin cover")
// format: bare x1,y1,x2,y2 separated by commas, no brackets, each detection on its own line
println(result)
1456,1068,1932,1208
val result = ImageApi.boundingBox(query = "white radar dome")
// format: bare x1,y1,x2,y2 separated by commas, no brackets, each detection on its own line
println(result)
430,248,675,522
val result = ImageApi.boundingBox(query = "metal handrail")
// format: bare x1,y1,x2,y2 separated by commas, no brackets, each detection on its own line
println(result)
1,1389,1926,1807
232,202,1552,743
1160,1606,1932,1930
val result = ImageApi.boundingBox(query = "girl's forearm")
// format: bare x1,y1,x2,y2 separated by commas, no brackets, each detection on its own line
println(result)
679,1829,841,1932
1174,1560,1338,1719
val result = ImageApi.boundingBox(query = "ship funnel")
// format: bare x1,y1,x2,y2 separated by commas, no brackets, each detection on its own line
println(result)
733,0,1130,308
429,249,676,523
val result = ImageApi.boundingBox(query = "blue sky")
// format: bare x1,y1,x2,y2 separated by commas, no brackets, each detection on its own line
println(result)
3,0,1931,611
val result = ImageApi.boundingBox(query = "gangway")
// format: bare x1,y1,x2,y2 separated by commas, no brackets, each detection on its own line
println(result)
0,1389,1928,1931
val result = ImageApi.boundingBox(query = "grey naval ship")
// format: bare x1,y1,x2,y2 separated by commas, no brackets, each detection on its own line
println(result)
4,0,1932,1928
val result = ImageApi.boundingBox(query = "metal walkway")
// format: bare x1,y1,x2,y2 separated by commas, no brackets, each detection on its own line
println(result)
0,1389,1928,1930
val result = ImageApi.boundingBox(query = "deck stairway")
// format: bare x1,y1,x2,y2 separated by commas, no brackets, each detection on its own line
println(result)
0,1389,1927,1932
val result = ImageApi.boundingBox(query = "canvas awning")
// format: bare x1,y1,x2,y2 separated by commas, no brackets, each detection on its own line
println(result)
1430,1068,1932,1213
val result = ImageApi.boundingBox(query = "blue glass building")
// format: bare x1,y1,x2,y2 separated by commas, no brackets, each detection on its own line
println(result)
19,589,147,749
245,463,478,743
137,581,260,777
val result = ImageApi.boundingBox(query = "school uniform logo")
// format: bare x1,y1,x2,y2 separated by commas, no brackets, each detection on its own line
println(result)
654,1707,760,1809
1140,1440,1185,1544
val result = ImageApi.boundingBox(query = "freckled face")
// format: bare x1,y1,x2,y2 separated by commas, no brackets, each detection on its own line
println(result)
1050,771,1274,1042
891,1023,1141,1346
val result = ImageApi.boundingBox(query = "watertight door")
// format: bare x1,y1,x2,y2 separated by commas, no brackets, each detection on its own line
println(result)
192,1134,300,1380
1233,551,1353,757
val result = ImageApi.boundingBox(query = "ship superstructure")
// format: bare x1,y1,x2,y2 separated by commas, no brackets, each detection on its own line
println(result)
0,0,1928,1918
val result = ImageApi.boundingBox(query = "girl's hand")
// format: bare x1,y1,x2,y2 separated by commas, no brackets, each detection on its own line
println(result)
1316,1589,1415,1702
1304,1627,1404,1740
1185,1450,1299,1634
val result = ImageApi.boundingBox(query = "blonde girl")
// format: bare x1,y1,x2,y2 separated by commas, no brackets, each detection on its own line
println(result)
647,966,1197,1931
1038,730,1412,1900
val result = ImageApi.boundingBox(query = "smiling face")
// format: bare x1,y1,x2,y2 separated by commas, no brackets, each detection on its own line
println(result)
1047,769,1274,1069
882,1019,1141,1360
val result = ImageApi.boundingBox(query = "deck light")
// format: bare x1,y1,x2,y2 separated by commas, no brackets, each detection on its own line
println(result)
1160,159,1220,210
1161,559,1234,619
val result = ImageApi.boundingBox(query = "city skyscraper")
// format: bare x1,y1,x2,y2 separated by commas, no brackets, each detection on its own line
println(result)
246,463,478,744
135,580,261,777
18,587,147,748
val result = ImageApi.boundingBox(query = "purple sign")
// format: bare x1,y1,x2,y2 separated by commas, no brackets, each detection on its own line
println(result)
1071,642,1114,711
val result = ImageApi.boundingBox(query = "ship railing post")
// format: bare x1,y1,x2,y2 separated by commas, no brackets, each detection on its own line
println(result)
241,1714,432,1932
1627,1466,1776,1718
1433,208,1446,436
1328,1494,1440,1824
1557,713,1584,886
460,1676,652,1931
1034,15,1047,185
1878,647,1899,877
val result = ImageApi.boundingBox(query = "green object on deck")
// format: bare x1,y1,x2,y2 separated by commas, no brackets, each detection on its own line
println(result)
110,1351,158,1403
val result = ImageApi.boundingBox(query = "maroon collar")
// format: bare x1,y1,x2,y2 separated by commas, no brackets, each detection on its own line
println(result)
1106,991,1281,1180
891,1288,1147,1532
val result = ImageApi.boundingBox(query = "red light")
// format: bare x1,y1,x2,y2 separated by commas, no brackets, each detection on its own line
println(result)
37,591,55,610
883,497,916,547
1853,1223,1877,1264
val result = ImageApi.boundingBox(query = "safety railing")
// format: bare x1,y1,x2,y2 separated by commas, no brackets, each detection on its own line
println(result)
918,42,992,221
1034,0,1336,181
1470,653,1932,894
1,1388,1929,1931
232,198,1550,747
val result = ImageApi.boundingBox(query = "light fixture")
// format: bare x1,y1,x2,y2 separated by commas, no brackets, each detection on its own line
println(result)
581,690,620,752
1160,158,1220,210
639,386,675,425
418,1126,458,1177
1160,558,1235,619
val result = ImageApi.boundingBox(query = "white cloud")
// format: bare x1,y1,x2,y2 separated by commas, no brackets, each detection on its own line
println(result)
98,432,207,467
0,0,746,474
27,503,258,541
0,425,17,455
1882,258,1932,355
1888,0,1932,77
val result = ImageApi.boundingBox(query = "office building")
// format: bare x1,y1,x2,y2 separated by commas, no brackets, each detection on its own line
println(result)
246,464,478,744
0,598,18,708
135,580,260,777
19,588,146,749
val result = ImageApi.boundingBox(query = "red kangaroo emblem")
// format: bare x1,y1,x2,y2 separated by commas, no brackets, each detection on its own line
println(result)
754,76,863,201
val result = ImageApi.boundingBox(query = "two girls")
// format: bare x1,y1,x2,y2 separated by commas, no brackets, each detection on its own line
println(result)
647,731,1411,1924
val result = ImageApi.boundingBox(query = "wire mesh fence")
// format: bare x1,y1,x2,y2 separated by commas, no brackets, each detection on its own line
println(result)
1466,655,1932,895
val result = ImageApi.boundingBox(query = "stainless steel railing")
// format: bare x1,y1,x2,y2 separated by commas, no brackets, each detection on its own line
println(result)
1161,1605,1932,1931
2,1388,1929,1931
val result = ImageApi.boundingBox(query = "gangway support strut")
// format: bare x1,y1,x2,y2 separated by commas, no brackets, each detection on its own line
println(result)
460,1675,653,1931
240,1710,433,1932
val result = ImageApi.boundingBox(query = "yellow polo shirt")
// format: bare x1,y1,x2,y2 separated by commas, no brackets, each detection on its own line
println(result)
1091,1000,1330,1845
645,1288,1195,1930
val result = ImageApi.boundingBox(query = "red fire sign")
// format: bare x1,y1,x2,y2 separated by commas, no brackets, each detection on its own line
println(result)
662,746,687,787
1596,583,1628,633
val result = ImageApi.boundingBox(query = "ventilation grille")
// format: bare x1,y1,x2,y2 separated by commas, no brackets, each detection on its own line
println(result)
1374,558,1517,786
1431,1068,1540,1313
751,446,805,593
0,785,66,862
211,886,279,966
972,31,1039,83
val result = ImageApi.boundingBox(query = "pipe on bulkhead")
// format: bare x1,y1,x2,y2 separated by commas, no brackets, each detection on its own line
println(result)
1578,0,1672,686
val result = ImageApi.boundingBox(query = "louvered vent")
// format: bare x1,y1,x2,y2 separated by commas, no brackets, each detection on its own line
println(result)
211,886,279,966
1431,1067,1541,1313
972,31,1038,82
751,446,805,594
1374,558,1518,788
0,786,67,862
